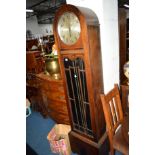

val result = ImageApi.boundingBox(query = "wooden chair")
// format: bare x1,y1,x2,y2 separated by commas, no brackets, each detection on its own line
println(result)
100,84,129,155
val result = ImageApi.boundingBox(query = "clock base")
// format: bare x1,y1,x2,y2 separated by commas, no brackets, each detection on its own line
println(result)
69,131,109,155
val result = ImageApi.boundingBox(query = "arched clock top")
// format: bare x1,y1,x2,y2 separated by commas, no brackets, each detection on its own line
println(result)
53,4,99,49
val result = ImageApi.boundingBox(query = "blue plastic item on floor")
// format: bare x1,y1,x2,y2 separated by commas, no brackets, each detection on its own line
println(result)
26,106,31,117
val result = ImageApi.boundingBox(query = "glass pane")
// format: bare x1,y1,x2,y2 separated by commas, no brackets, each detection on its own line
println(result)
64,58,73,68
65,70,73,98
70,99,78,124
63,57,93,137
80,71,88,102
85,104,92,130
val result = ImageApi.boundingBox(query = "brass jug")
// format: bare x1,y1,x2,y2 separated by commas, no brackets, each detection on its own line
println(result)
45,58,61,79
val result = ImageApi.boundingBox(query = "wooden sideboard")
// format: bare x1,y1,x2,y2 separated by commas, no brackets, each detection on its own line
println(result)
26,39,38,51
26,51,45,73
26,73,48,117
36,73,70,125
26,51,70,124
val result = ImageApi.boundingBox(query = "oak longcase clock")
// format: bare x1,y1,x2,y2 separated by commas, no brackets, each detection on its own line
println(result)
53,4,109,155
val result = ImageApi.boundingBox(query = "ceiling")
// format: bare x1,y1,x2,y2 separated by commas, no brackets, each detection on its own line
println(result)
26,0,128,24
26,0,66,24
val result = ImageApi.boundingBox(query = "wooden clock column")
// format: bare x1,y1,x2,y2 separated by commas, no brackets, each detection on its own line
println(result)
53,4,109,155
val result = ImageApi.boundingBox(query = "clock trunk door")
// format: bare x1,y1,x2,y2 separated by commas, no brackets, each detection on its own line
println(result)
63,57,93,138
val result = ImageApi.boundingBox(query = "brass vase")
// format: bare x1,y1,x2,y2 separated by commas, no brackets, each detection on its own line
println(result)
45,57,61,79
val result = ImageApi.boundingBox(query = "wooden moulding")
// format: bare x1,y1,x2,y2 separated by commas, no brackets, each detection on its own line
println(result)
69,131,109,155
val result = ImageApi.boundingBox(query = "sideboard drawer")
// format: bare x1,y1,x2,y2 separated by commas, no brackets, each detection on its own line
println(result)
42,90,66,102
39,80,49,90
39,80,65,93
48,110,70,125
48,100,68,115
36,73,70,125
48,82,65,92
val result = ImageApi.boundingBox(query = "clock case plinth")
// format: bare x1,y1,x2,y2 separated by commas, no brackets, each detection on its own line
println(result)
53,4,109,155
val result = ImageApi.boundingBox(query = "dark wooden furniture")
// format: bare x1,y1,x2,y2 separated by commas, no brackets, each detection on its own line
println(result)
120,83,129,116
42,35,55,54
36,73,70,124
122,115,129,144
26,35,55,54
26,51,45,74
26,51,46,115
119,8,129,84
100,84,129,155
26,73,47,117
118,8,129,117
26,48,70,124
26,39,38,51
53,4,108,155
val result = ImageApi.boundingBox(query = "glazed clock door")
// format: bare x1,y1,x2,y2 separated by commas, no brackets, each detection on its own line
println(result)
63,57,93,138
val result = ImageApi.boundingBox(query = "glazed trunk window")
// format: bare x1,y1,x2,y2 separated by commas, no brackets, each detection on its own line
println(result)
64,57,93,137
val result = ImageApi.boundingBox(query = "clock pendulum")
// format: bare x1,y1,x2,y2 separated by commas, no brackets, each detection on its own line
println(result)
53,4,109,155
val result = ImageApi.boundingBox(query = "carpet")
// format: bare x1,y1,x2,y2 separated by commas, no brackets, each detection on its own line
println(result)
26,111,59,155
26,110,122,155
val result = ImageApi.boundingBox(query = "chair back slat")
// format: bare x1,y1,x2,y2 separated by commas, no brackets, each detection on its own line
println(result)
112,97,119,122
106,98,114,132
109,99,117,126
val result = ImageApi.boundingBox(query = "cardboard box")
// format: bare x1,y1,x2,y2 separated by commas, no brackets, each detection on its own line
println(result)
47,124,71,155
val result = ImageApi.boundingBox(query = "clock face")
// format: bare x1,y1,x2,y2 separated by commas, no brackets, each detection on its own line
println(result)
58,12,81,45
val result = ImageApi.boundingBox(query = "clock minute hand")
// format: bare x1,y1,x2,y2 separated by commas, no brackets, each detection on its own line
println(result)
68,15,71,38
69,26,71,37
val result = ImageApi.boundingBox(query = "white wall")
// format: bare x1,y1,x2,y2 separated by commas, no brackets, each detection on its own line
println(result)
66,0,120,93
26,15,53,38
39,24,53,36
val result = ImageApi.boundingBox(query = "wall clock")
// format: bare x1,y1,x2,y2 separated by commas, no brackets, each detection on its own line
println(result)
53,4,109,155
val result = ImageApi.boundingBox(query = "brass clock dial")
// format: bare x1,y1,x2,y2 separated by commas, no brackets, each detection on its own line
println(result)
58,12,81,45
